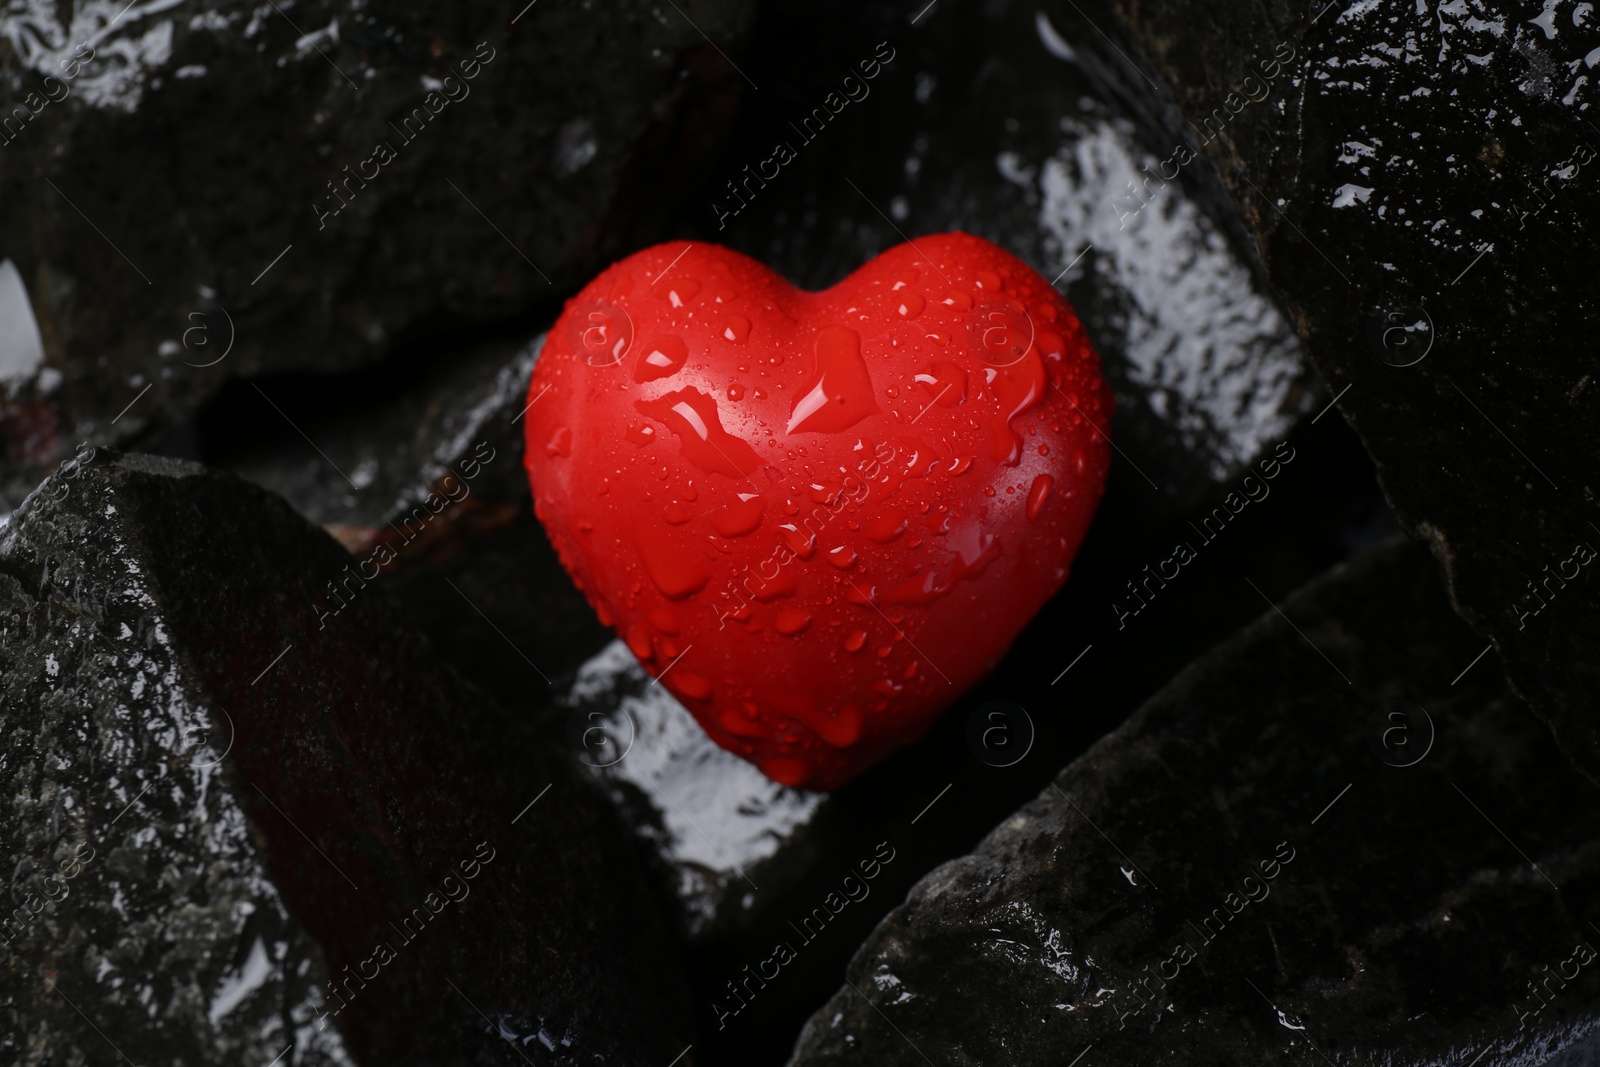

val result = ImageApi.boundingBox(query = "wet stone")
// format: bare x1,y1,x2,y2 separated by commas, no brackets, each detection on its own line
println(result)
560,639,830,941
705,0,1320,516
212,333,544,555
1063,0,1600,777
0,0,752,502
0,451,691,1066
787,537,1600,1066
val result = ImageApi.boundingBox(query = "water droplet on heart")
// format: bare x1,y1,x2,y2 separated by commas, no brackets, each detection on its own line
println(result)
885,385,899,399
728,383,745,401
845,582,877,606
895,292,927,319
657,276,702,307
720,705,763,737
865,512,906,543
546,426,573,457
711,493,765,537
951,524,1001,578
775,607,812,635
1072,450,1086,475
799,703,862,748
626,424,657,447
636,388,763,479
626,621,653,661
948,455,973,476
634,335,688,383
808,481,843,506
886,568,953,606
779,523,817,559
876,645,894,658
845,629,867,652
632,518,710,600
913,361,967,407
571,298,635,366
759,757,810,786
723,314,752,343
674,671,713,700
663,502,691,524
787,325,878,435
826,545,856,569
942,290,973,311
975,270,1003,291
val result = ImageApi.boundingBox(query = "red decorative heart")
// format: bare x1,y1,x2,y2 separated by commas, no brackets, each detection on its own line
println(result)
524,234,1112,790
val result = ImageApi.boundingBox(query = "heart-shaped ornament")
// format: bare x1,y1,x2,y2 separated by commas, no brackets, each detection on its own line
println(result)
524,234,1112,789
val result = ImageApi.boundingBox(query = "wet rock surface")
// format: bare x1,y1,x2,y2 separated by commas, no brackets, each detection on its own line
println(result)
697,0,1321,515
787,536,1600,1066
560,640,830,941
1064,0,1600,776
0,0,750,494
0,451,690,1066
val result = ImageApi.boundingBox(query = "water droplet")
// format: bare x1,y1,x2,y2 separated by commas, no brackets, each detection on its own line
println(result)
626,424,656,447
636,388,763,478
865,512,907,543
569,298,634,367
674,671,713,700
759,757,811,786
941,291,974,311
775,607,813,635
657,276,702,307
845,582,878,606
886,568,953,606
663,502,691,524
951,524,1001,579
787,325,878,435
648,607,681,634
633,335,688,383
545,426,573,457
721,705,766,738
727,383,745,401
632,518,710,600
808,481,843,506
913,361,967,407
975,270,1003,291
826,545,856,569
626,621,653,661
711,493,765,537
779,523,817,559
895,292,927,319
845,629,868,652
723,314,752,343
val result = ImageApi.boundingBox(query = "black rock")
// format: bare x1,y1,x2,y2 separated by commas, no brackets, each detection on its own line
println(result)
697,0,1320,515
0,451,691,1066
210,333,542,551
558,640,831,941
787,536,1600,1066
0,0,751,496
1060,0,1600,776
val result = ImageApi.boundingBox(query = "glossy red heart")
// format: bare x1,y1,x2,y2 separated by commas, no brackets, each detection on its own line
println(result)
524,234,1112,790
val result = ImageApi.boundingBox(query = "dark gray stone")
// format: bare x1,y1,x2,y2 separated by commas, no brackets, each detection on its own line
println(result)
0,450,691,1066
787,537,1600,1066
0,0,751,499
558,639,830,942
709,0,1320,515
1059,0,1600,777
